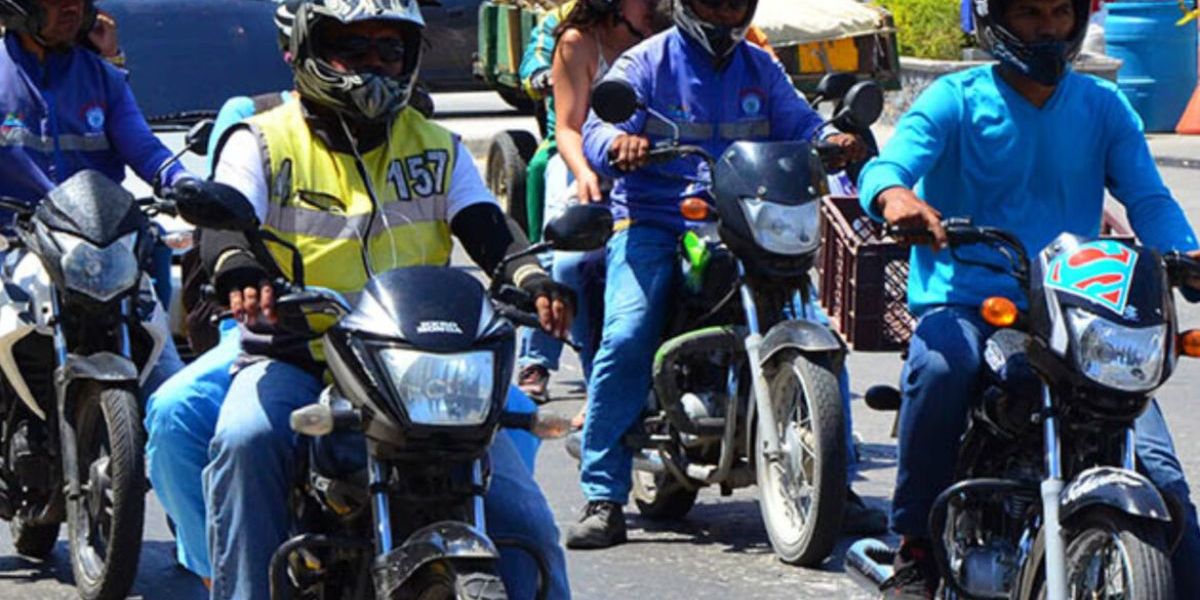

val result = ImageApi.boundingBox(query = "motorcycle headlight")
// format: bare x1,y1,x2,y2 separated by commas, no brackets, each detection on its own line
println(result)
736,198,820,256
1067,308,1166,393
376,348,495,426
51,231,139,302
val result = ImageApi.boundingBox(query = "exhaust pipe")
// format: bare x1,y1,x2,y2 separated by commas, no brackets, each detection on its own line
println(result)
565,433,665,474
846,538,895,593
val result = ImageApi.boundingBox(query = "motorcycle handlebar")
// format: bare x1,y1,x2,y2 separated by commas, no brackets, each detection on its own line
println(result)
1164,251,1200,290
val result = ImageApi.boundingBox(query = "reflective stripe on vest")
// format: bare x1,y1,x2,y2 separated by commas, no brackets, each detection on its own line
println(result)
0,128,111,152
644,118,771,141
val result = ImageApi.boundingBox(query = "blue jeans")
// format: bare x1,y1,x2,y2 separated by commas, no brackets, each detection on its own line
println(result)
203,359,569,600
895,306,1200,596
581,226,679,503
145,319,241,578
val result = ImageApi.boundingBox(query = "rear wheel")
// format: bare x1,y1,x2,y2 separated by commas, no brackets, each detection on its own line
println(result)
755,352,846,566
632,467,698,520
485,130,538,236
67,384,145,600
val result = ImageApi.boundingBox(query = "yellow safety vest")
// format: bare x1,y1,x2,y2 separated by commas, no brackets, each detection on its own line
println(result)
245,101,460,361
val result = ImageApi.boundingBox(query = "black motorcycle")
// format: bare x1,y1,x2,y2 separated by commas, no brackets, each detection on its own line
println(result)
179,192,610,599
563,75,882,565
847,220,1200,599
0,120,210,599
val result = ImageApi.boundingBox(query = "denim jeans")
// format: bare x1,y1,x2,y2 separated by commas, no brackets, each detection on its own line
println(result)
894,306,1200,596
204,359,569,600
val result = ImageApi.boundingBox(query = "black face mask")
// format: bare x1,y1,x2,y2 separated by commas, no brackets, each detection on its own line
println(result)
991,36,1070,87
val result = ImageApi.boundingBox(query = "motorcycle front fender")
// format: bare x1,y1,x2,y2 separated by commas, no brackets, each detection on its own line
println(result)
57,351,139,387
372,521,500,597
1060,466,1172,524
758,319,845,368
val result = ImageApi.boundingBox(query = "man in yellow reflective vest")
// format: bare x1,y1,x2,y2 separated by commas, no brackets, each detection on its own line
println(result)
165,0,575,597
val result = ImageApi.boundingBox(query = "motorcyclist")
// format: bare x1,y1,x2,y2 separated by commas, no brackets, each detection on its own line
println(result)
857,0,1200,596
164,0,574,597
568,0,877,548
0,0,186,392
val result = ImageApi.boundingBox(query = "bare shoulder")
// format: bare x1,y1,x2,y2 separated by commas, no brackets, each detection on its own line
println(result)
556,27,596,64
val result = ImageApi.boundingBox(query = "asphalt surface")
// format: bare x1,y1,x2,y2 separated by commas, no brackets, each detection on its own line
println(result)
2,92,1200,599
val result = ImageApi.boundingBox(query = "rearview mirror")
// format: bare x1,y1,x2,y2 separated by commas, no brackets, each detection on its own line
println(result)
175,181,259,232
544,204,614,251
591,79,640,124
835,81,884,131
185,119,215,157
815,73,857,103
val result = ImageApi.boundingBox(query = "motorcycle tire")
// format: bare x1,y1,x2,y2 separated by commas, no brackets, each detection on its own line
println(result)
406,559,508,600
485,130,538,238
632,468,698,519
67,384,145,600
1019,508,1174,599
754,352,846,567
11,515,59,558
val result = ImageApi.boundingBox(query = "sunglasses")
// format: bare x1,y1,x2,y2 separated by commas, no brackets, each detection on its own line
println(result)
324,35,408,63
692,0,750,10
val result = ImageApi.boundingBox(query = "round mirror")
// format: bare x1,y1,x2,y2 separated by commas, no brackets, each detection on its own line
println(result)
842,82,884,130
591,79,640,124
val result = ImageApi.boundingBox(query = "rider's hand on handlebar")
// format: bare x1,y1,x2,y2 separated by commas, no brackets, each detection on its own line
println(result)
878,187,947,250
1184,250,1200,292
520,274,575,339
824,133,869,168
609,134,651,172
229,280,277,326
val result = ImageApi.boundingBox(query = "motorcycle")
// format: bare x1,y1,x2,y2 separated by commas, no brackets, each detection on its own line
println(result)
847,220,1200,599
0,120,211,599
178,192,610,599
562,75,883,565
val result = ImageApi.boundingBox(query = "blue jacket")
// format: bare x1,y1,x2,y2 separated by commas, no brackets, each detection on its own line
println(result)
0,35,182,214
583,28,826,232
858,66,1198,314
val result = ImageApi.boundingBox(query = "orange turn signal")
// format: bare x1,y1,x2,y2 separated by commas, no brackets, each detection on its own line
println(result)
980,296,1019,328
1179,330,1200,358
680,197,710,221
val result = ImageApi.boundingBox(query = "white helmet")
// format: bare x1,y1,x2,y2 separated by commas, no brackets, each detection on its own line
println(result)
672,0,758,65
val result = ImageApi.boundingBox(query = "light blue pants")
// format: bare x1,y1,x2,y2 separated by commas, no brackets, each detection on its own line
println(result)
202,358,568,600
145,320,241,578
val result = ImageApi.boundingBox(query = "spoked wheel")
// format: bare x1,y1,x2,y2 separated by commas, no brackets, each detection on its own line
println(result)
485,130,538,237
406,560,508,600
632,466,698,520
67,384,145,600
754,352,846,566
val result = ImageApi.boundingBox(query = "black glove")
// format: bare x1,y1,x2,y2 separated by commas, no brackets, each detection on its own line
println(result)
166,178,258,231
518,272,576,314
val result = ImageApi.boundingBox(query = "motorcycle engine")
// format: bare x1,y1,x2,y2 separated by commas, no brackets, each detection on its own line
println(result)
957,541,1018,597
679,392,723,448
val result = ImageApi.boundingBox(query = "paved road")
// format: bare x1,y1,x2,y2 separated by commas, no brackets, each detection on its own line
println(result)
2,93,1200,599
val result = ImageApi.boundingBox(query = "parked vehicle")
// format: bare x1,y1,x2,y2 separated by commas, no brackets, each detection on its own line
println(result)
0,122,210,599
558,76,883,565
847,221,1200,599
178,190,609,599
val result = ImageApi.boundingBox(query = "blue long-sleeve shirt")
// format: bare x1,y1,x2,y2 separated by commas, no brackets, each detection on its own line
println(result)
858,65,1197,314
0,35,182,216
583,28,826,232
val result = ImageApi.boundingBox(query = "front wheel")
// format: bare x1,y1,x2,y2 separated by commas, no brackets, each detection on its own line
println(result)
754,352,846,566
404,560,508,600
67,384,145,600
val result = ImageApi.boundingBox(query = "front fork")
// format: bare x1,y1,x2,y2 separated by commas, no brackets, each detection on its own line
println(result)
737,265,782,461
1039,385,1068,600
367,457,488,554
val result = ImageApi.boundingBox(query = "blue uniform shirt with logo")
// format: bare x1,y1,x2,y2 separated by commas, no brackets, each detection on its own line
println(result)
0,35,181,219
857,65,1198,314
582,28,827,232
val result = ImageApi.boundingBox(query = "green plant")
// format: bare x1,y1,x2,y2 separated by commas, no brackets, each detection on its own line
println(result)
876,0,969,60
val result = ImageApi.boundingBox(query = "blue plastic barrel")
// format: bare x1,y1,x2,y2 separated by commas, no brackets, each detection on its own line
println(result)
1105,1,1198,132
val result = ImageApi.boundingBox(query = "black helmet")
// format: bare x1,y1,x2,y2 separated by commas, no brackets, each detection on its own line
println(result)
0,0,96,45
972,0,1091,86
290,0,424,123
275,0,300,54
673,0,758,65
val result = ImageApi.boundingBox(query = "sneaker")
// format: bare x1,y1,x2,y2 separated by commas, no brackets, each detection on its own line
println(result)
565,501,627,549
518,364,551,404
842,488,888,535
879,537,939,599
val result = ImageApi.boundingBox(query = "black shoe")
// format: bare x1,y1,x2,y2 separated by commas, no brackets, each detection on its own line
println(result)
843,488,888,535
565,501,627,549
879,538,938,599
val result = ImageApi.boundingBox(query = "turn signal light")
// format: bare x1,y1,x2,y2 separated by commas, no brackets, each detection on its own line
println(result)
980,296,1019,328
1179,330,1200,358
680,197,710,221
